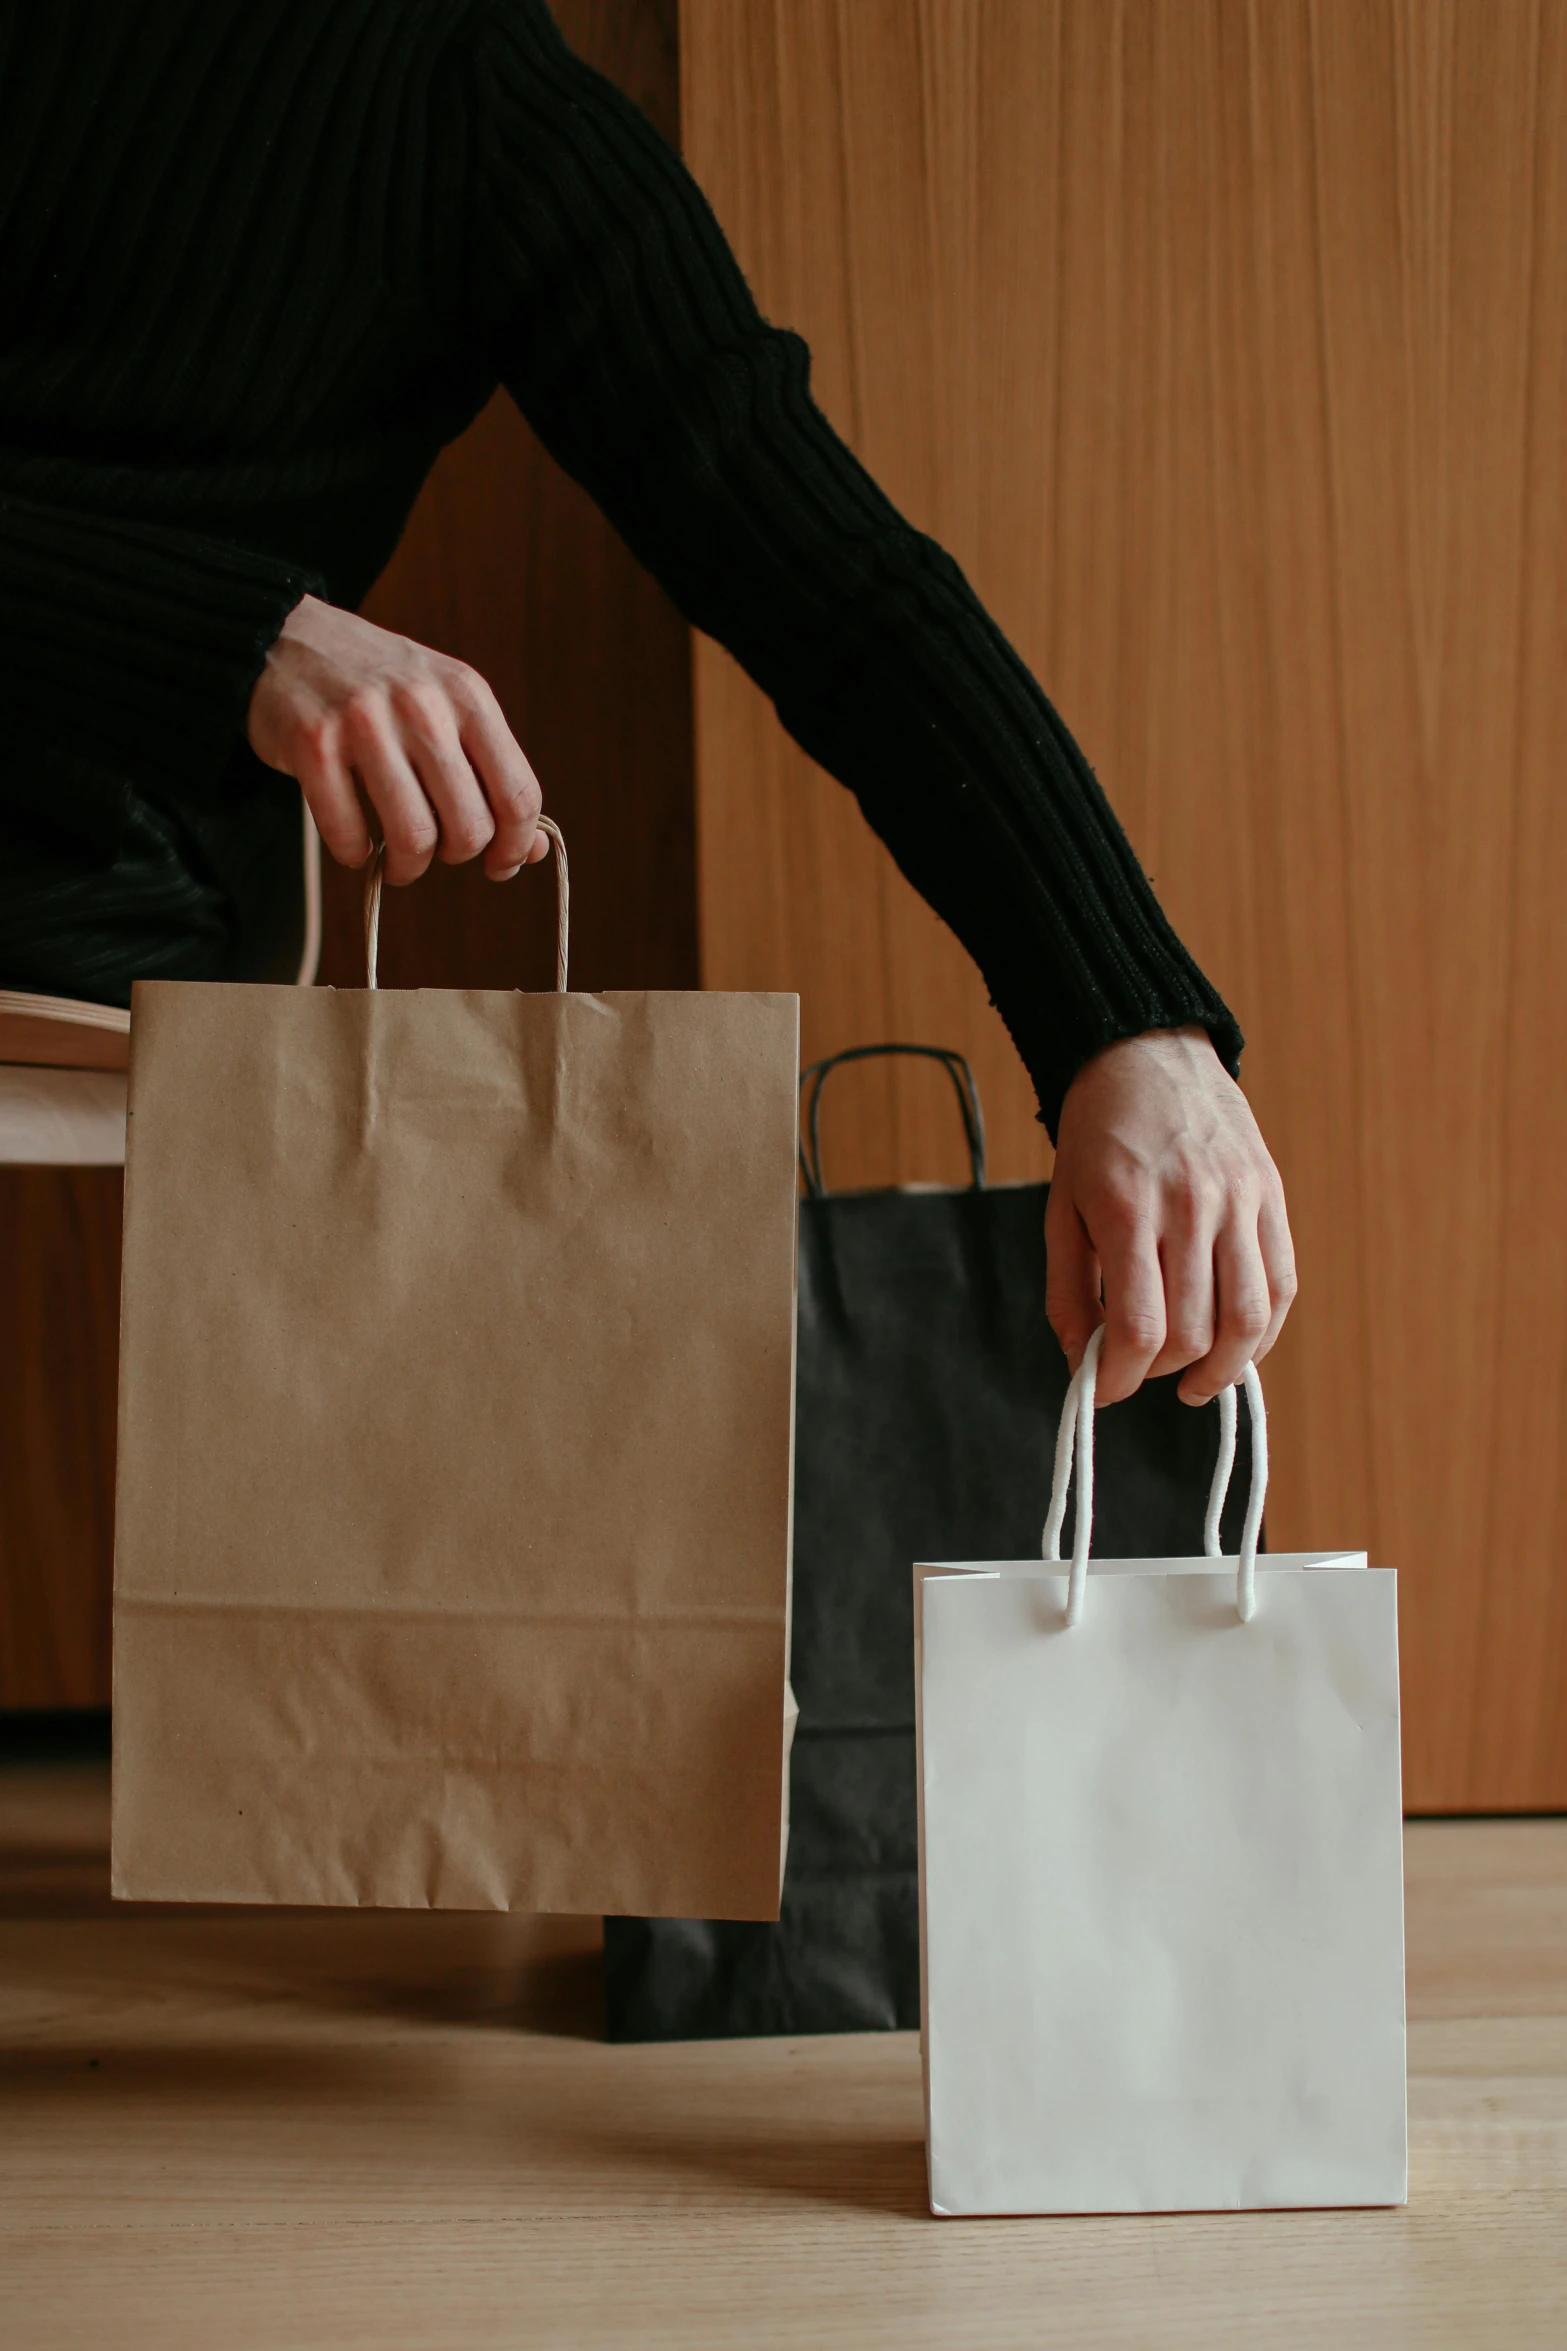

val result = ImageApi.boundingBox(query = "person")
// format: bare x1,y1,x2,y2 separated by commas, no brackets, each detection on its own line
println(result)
0,0,1294,1407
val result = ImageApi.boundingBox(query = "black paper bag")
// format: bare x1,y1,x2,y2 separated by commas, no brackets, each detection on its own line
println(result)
604,1044,1255,2039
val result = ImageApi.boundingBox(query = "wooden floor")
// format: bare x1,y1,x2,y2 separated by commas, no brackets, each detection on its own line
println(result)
2,1760,1564,2350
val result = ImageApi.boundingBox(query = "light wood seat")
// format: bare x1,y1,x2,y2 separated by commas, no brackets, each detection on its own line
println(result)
0,990,130,1074
0,994,132,1166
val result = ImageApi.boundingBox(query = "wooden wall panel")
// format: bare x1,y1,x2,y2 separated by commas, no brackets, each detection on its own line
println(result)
682,0,1567,1809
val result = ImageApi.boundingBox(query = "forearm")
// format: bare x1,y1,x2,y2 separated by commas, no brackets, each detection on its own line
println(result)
758,538,1243,1135
474,0,1239,1132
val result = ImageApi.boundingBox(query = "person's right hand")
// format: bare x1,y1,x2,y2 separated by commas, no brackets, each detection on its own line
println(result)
247,594,548,885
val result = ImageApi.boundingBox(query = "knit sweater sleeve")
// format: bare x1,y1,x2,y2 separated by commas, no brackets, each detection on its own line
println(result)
0,484,323,795
468,0,1242,1133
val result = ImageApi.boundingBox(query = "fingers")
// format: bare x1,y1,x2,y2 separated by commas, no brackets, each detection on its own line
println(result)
452,670,544,879
341,677,547,889
1253,1184,1298,1367
293,718,373,870
1044,1184,1103,1372
340,697,439,885
385,679,496,870
1087,1189,1168,1406
1146,1185,1217,1383
1177,1210,1273,1405
1058,1164,1288,1412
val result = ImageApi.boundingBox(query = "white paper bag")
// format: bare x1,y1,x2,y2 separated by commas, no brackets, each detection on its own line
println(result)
915,1327,1407,2216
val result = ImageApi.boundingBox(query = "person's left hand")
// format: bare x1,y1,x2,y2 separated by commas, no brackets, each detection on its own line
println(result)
1044,1026,1296,1407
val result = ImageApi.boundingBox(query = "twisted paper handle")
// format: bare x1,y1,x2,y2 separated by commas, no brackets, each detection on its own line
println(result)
363,816,568,991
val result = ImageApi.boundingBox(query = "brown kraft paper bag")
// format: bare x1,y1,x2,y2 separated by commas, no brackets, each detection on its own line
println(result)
111,828,799,1919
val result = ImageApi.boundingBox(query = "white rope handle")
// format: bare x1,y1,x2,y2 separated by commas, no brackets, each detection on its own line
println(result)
1203,1385,1238,1558
1042,1330,1269,1624
363,815,569,992
1234,1363,1268,1621
1042,1324,1104,1627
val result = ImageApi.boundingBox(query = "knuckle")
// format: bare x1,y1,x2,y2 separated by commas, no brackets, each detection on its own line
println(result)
340,688,386,743
1117,1309,1166,1358
1165,1166,1222,1230
494,781,542,833
1226,1290,1273,1341
1223,1173,1263,1224
1091,1185,1149,1241
319,821,366,864
1167,1314,1214,1359
389,676,447,732
443,659,489,710
385,809,437,859
443,813,494,860
297,715,336,765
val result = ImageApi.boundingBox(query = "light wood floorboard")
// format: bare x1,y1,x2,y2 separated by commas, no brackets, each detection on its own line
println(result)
2,1763,1563,2348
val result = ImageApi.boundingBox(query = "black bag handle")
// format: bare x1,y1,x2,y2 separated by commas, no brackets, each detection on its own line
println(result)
798,1043,987,1198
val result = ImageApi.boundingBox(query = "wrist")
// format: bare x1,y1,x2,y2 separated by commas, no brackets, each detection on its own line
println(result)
1067,1025,1218,1090
247,593,318,764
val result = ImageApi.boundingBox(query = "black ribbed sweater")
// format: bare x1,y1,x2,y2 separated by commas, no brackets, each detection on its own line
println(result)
0,0,1241,1133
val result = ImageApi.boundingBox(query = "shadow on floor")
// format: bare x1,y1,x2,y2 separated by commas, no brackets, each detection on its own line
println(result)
529,2109,932,2222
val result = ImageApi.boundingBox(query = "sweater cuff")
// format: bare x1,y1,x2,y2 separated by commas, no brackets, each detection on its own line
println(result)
1007,994,1246,1144
0,488,324,791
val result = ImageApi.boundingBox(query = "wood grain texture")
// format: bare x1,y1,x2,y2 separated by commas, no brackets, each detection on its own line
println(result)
682,0,1567,1809
0,1175,120,1706
3,1762,1564,2350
